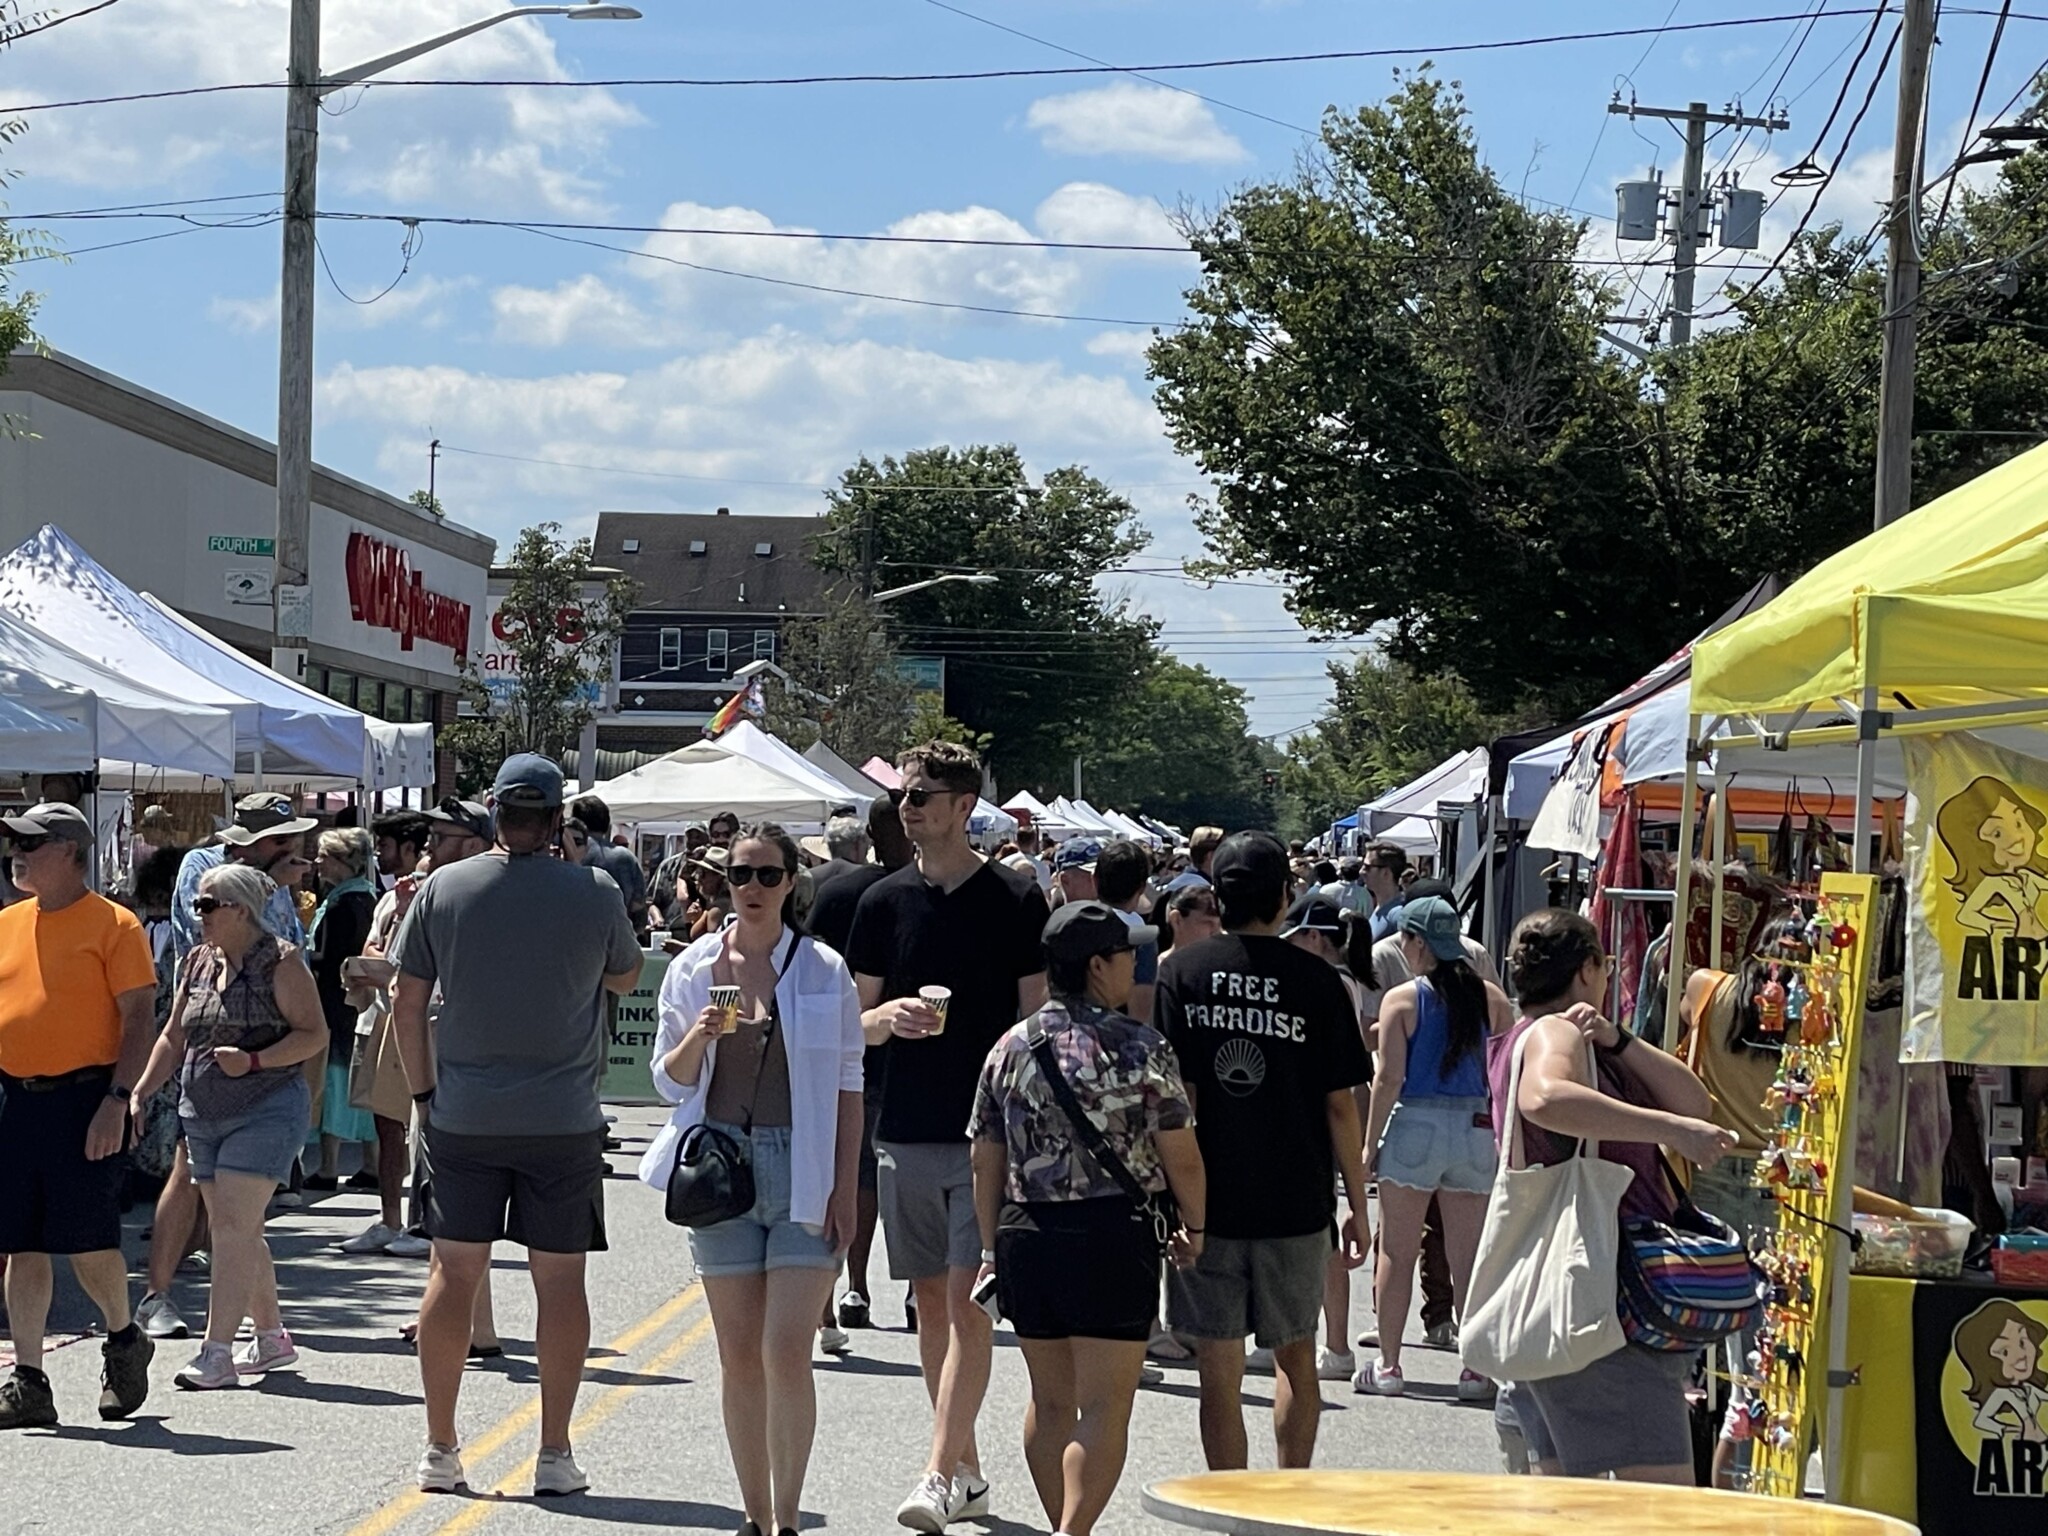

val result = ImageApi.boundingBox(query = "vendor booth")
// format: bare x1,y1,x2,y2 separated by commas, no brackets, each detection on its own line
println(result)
1655,443,2048,1532
588,737,849,827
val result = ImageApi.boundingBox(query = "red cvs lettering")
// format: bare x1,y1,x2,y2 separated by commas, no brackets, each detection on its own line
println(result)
345,532,474,663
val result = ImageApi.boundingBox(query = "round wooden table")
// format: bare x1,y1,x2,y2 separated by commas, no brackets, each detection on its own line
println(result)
1140,1471,1921,1536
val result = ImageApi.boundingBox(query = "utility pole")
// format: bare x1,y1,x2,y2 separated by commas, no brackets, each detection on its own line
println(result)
1874,0,1939,529
1611,98,1787,346
273,0,320,682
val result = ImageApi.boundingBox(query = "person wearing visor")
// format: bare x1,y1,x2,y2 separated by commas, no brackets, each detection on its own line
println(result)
1050,839,1101,906
1358,896,1512,1401
969,900,1204,1536
0,804,159,1430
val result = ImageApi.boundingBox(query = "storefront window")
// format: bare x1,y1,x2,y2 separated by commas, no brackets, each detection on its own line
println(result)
411,688,434,723
305,664,328,696
325,670,357,708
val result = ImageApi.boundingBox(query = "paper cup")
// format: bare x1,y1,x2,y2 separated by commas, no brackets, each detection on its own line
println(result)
708,985,742,1035
919,985,952,1035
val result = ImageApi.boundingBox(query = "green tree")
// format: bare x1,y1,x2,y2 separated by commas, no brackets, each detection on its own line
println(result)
409,489,446,518
759,597,917,763
442,524,633,778
1280,655,1521,834
1070,656,1274,830
812,445,1156,784
1150,72,1716,718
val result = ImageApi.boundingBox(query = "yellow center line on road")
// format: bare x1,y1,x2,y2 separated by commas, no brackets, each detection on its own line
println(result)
423,1309,722,1535
341,1281,704,1536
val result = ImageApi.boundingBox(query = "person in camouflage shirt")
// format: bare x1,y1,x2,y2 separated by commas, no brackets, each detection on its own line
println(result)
967,900,1205,1536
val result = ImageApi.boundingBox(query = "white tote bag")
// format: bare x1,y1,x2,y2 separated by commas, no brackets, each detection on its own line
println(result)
1460,1029,1633,1382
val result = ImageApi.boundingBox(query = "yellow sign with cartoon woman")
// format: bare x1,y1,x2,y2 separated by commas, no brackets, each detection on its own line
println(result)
1939,1298,2048,1499
1903,734,2048,1064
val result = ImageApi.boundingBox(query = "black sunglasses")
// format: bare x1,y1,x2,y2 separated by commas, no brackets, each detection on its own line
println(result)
8,834,52,853
902,786,967,808
192,895,232,915
726,865,788,888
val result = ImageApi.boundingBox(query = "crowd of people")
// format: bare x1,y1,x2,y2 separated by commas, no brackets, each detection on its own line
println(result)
0,741,1749,1536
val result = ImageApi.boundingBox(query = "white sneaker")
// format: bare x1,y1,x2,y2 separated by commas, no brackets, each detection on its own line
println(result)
339,1222,402,1255
1457,1368,1496,1402
1317,1347,1357,1381
1355,1361,1406,1396
534,1445,589,1497
233,1327,298,1375
1139,1361,1164,1386
385,1232,433,1259
1245,1345,1275,1374
173,1342,238,1390
417,1441,467,1493
818,1324,851,1356
137,1291,189,1340
895,1471,958,1532
951,1467,990,1520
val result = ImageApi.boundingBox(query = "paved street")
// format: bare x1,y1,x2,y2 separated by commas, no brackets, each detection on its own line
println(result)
7,1106,1498,1536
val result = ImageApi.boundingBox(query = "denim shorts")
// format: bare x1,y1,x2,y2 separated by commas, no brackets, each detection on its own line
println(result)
184,1076,310,1185
686,1121,839,1278
1375,1095,1498,1195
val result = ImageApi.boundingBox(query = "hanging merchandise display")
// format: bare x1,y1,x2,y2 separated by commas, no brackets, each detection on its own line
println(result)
1742,873,1881,1499
1902,733,2048,1067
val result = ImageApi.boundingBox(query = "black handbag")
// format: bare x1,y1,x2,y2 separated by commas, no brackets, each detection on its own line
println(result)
1026,1023,1178,1255
664,935,801,1228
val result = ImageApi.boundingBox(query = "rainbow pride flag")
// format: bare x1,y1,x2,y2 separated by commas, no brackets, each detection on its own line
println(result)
704,680,763,738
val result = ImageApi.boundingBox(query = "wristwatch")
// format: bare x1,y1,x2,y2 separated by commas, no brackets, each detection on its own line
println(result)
106,1085,130,1105
980,1248,996,1264
1602,1026,1637,1055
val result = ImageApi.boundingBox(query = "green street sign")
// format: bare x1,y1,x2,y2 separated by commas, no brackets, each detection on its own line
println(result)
206,535,275,556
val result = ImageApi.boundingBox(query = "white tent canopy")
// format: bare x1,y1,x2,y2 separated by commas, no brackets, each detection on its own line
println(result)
0,690,95,773
969,799,1018,839
0,526,366,778
1001,789,1051,821
1048,796,1114,835
803,740,891,800
0,604,236,776
590,738,849,826
719,722,874,814
1364,748,1488,831
1379,815,1439,857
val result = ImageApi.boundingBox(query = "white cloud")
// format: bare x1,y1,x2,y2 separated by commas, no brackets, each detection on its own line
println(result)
1033,182,1180,248
209,274,471,334
6,0,640,214
491,275,654,349
1026,83,1249,165
1084,330,1157,364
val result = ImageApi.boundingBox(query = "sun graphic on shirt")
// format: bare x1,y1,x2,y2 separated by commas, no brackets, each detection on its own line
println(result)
1214,1037,1268,1097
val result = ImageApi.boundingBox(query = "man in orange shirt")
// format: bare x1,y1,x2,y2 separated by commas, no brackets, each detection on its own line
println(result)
0,803,159,1430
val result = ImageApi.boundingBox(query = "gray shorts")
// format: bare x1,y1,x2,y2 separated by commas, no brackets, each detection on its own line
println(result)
1517,1344,1695,1475
877,1140,980,1280
1167,1227,1333,1349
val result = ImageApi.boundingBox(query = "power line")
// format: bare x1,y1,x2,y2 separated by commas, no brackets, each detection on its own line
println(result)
0,11,1936,117
1935,0,2015,232
4,0,123,44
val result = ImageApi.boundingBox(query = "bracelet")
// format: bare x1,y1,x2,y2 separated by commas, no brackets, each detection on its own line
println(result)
413,1089,435,1105
1184,1226,1204,1235
1605,1027,1636,1055
247,1051,261,1072
107,1085,130,1105
980,1248,996,1264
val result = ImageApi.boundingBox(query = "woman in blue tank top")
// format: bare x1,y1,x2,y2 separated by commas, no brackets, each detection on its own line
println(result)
1359,896,1512,1399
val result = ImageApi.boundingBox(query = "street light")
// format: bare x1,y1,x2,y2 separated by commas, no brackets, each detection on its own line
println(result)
269,1,641,680
870,573,998,603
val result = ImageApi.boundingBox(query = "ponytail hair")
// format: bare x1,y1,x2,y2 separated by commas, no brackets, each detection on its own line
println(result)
1340,910,1377,991
1426,956,1489,1072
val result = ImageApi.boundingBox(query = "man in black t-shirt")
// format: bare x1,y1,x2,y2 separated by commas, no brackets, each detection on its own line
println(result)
845,743,1048,1533
1156,830,1372,1473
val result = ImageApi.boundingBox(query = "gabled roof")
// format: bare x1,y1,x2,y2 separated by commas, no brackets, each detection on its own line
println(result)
593,510,838,615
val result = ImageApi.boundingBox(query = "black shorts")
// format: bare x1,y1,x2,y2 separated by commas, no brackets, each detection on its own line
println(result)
0,1068,126,1256
420,1123,609,1254
996,1196,1160,1342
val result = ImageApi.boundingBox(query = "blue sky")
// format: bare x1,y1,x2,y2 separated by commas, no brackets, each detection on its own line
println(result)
6,1,2043,741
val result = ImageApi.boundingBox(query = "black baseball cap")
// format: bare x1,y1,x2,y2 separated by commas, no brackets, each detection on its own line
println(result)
1209,830,1289,912
1043,900,1156,963
1281,891,1345,938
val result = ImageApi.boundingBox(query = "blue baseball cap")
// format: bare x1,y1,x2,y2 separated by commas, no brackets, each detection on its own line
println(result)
491,753,565,810
1053,837,1103,873
1399,895,1466,962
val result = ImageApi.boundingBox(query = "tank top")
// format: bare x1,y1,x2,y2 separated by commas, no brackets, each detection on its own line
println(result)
704,1006,793,1130
1685,970,1779,1156
1401,977,1487,1099
178,936,302,1120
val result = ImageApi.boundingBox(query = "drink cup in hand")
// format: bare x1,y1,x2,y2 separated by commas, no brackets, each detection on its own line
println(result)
708,985,742,1035
919,985,952,1036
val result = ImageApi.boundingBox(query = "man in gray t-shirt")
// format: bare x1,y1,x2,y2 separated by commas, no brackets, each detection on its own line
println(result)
390,753,642,1500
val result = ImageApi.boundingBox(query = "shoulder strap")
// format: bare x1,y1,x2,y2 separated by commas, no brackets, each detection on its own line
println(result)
1500,1021,1602,1171
1026,1020,1152,1210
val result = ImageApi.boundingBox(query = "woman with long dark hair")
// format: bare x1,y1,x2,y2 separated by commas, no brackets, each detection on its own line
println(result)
1358,896,1511,1399
642,823,864,1536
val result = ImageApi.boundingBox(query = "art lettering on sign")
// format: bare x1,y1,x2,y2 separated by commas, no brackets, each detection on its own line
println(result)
1903,734,2048,1065
1914,1286,2048,1530
343,531,474,663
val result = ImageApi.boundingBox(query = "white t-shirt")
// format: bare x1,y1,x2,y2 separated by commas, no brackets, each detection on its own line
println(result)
1359,931,1499,1023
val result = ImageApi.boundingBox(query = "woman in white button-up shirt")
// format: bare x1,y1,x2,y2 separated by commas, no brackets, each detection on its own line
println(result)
638,823,863,1536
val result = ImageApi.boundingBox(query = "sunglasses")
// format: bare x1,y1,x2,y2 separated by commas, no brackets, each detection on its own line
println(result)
902,786,967,808
726,865,788,888
8,834,52,853
192,895,236,915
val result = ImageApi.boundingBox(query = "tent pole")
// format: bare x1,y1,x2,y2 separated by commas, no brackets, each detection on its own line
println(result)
1852,685,1878,876
1481,792,1501,958
1664,719,1702,1047
252,745,265,793
1708,777,1730,971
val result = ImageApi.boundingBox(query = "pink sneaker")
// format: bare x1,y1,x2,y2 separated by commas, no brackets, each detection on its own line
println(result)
233,1327,299,1375
174,1342,238,1390
1457,1368,1495,1402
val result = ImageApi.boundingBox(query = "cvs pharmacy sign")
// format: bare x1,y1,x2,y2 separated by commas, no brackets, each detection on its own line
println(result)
345,532,474,662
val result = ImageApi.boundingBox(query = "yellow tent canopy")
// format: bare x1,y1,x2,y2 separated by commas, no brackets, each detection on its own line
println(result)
1691,440,2048,719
